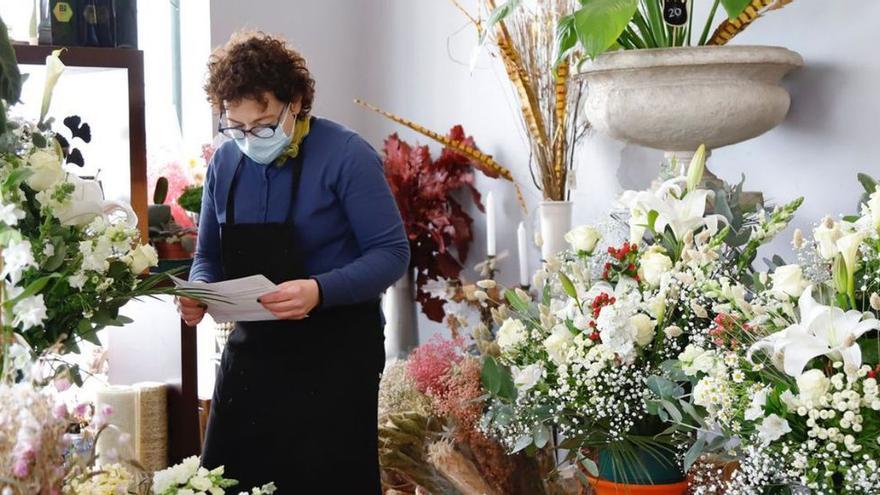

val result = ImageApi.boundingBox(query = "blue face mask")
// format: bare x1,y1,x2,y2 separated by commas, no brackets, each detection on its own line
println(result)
233,109,293,165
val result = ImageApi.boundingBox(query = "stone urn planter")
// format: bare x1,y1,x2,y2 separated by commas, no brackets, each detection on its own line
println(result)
578,45,804,165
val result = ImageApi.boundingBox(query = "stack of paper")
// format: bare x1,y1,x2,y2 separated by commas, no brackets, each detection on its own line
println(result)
170,274,279,322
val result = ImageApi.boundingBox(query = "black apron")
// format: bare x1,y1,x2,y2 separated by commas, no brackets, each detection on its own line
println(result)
200,147,385,493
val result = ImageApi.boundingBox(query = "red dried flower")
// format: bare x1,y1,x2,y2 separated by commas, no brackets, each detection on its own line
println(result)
406,335,465,396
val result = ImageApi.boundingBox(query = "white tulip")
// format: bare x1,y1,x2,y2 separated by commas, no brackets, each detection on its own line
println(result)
26,150,65,192
638,247,673,288
796,369,830,404
564,225,601,255
813,216,843,260
771,264,808,299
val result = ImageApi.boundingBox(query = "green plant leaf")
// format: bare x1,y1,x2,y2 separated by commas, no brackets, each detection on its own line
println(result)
858,173,878,194
683,436,706,471
481,0,522,43
554,13,578,66
720,0,752,20
482,356,503,395
572,0,639,59
581,457,599,477
533,424,551,448
558,272,578,300
0,18,22,105
512,433,533,453
504,288,530,314
5,274,60,307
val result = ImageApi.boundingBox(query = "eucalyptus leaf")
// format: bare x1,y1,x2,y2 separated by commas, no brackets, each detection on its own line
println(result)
512,434,534,453
683,436,706,471
534,424,551,448
580,457,599,477
481,356,503,395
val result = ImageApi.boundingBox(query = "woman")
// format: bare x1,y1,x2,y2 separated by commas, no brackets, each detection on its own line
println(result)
177,31,409,493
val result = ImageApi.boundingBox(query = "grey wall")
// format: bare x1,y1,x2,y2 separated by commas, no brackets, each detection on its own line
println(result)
209,0,880,340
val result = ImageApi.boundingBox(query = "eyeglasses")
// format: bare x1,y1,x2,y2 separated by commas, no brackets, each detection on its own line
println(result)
218,104,290,140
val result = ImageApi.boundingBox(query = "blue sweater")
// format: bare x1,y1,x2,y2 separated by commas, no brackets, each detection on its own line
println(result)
189,117,410,308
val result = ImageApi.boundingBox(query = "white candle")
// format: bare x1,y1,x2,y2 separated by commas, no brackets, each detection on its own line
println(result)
517,222,529,287
486,191,497,257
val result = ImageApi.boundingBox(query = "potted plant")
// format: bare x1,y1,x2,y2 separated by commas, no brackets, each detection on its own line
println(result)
490,0,802,173
177,184,203,227
149,177,196,261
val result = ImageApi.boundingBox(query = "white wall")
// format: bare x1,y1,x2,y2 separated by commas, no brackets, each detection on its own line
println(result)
208,0,880,340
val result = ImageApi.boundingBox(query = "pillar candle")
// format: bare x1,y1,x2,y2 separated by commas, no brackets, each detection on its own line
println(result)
517,222,529,287
486,191,496,257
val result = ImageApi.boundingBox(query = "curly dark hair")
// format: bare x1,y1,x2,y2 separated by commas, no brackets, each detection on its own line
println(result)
205,30,316,118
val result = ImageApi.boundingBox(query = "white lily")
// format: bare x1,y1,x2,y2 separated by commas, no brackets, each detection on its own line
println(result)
749,286,880,376
40,49,66,124
619,177,726,243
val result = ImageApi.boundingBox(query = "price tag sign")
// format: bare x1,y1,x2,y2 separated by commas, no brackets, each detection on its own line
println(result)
664,0,688,26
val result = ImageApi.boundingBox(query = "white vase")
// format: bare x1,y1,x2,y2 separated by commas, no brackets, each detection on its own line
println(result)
577,45,803,154
384,271,418,361
539,201,573,261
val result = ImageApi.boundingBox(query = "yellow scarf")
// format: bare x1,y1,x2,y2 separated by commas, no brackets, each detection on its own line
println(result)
274,116,311,166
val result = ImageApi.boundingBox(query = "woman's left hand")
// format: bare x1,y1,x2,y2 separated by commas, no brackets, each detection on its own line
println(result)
258,279,320,320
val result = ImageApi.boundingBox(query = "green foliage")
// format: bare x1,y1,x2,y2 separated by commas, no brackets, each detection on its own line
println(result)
177,184,203,213
0,15,23,132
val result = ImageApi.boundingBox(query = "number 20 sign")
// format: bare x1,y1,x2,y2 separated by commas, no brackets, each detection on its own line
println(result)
664,0,688,26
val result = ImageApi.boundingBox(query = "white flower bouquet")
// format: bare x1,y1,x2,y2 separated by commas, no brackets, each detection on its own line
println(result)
660,174,880,494
0,40,211,382
480,147,802,486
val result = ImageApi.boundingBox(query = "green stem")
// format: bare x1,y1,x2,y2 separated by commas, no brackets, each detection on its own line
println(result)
631,9,658,48
687,0,694,45
643,0,667,47
698,0,721,46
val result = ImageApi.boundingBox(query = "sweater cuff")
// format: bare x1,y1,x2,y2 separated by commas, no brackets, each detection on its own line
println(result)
309,276,325,310
313,271,347,308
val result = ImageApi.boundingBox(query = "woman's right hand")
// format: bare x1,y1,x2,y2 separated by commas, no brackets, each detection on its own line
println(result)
176,296,207,326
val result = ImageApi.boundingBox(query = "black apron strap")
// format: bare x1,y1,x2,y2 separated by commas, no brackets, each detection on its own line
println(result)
225,150,305,226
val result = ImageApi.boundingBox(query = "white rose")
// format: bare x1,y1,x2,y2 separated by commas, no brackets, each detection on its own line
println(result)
629,313,656,347
691,351,717,376
26,149,65,192
564,225,601,254
638,247,672,288
813,217,843,260
496,318,527,353
512,363,543,392
542,324,573,365
796,369,830,404
771,264,808,299
126,244,159,274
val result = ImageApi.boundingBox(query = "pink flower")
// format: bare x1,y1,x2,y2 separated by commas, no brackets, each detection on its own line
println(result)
406,336,464,395
12,458,30,477
52,403,68,420
53,376,71,392
73,402,89,417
